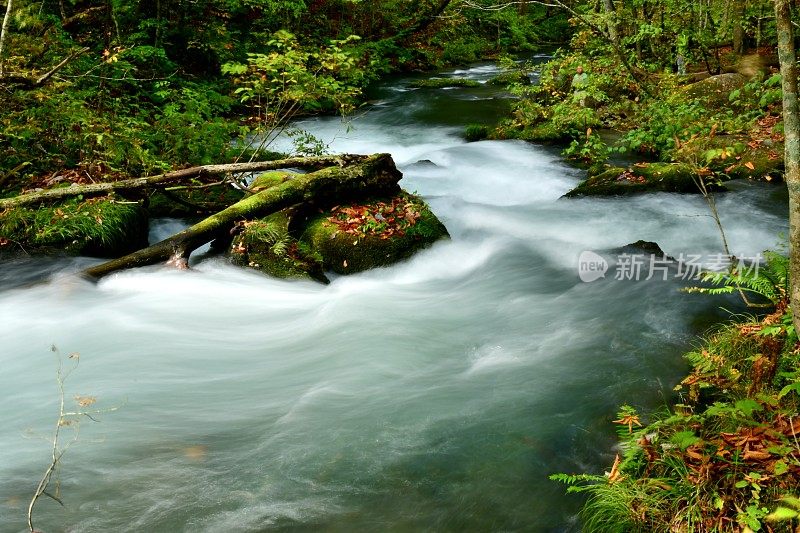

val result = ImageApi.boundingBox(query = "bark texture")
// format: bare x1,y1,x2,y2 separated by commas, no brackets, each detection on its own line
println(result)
774,0,800,332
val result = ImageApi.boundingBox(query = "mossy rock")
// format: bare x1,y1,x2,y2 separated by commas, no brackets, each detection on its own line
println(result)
683,73,747,106
0,195,148,256
492,121,571,143
146,184,246,217
564,162,720,197
487,71,531,86
409,77,480,89
229,210,328,283
722,143,784,181
299,192,449,275
673,134,784,182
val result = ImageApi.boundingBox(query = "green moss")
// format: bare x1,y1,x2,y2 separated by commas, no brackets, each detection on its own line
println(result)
464,124,489,142
409,77,480,89
493,121,571,143
0,195,148,256
564,162,717,197
250,170,296,192
299,192,449,274
683,73,747,106
673,135,784,182
229,210,328,283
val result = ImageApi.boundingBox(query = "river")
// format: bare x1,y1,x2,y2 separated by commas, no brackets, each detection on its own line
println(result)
0,60,789,531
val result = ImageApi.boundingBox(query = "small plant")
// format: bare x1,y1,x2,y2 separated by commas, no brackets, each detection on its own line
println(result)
27,346,118,533
464,123,489,142
684,250,790,308
562,128,610,165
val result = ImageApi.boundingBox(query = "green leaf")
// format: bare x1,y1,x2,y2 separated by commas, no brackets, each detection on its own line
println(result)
778,382,800,398
734,399,763,417
671,430,699,450
767,507,799,521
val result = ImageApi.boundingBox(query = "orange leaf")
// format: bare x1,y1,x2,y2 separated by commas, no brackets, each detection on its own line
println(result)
744,161,755,170
607,454,622,483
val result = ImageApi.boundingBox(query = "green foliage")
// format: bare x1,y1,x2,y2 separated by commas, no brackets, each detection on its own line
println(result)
223,31,367,116
0,196,148,256
562,130,610,165
464,124,489,142
683,251,790,308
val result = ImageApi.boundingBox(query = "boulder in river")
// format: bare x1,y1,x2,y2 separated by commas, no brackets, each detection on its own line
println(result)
564,162,720,197
299,193,449,275
409,77,480,89
229,209,329,283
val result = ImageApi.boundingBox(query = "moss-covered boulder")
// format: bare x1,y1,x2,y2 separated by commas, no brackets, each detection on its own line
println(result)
464,124,490,142
0,195,148,256
410,77,480,89
299,193,448,274
564,162,718,197
492,121,571,143
672,134,784,182
683,73,747,106
229,209,328,283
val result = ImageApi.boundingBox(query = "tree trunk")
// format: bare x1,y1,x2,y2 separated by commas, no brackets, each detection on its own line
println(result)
82,153,402,279
774,0,800,333
601,0,620,48
0,0,13,78
0,154,369,209
732,0,746,55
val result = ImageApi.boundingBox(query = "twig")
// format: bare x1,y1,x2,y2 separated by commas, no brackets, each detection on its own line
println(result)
27,347,119,533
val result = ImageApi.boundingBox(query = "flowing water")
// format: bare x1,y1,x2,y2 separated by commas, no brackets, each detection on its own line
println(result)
0,61,790,532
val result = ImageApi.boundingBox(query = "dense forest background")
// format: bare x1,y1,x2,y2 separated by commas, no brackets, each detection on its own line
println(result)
0,0,781,185
0,0,568,184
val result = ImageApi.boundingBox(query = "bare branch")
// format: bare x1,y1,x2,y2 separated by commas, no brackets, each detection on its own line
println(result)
34,47,90,86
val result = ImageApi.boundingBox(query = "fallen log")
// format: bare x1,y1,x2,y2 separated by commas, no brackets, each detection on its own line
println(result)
82,153,401,279
0,154,368,209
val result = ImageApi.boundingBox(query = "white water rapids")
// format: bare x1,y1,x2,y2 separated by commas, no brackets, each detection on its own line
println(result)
0,61,789,531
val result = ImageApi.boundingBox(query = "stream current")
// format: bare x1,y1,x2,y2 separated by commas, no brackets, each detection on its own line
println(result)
0,59,790,531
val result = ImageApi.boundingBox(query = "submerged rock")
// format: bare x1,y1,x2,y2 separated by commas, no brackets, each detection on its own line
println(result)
564,162,717,197
0,195,148,256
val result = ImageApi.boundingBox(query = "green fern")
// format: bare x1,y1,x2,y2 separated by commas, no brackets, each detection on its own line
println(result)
682,251,788,307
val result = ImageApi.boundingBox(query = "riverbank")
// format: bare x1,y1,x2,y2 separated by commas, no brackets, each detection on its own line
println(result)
553,254,800,531
488,47,785,197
